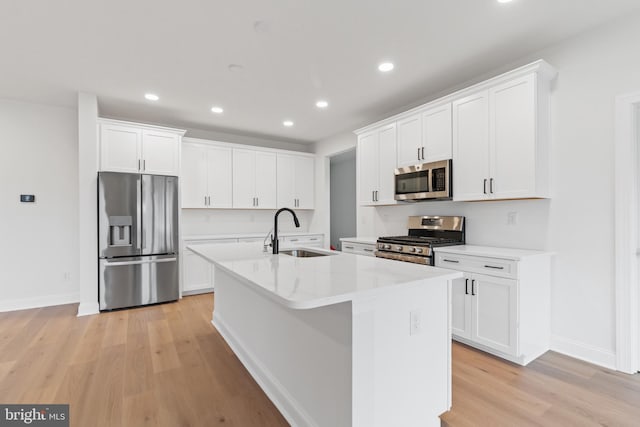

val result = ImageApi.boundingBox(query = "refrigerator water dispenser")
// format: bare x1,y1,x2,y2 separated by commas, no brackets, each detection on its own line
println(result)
109,216,132,246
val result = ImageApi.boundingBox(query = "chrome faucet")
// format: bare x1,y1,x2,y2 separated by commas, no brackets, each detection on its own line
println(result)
271,208,300,254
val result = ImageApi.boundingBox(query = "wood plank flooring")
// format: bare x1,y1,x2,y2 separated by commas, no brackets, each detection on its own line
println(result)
0,294,639,426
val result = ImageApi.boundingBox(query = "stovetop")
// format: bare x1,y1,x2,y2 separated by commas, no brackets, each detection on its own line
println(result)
377,235,460,247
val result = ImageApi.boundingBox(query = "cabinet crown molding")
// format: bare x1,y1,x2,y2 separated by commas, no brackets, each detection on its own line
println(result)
99,118,186,135
354,59,557,136
183,136,315,157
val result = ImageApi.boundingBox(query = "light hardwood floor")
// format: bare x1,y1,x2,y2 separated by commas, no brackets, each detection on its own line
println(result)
1,294,639,426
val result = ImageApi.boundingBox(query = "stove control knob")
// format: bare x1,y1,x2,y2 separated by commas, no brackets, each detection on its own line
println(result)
396,246,403,251
409,247,416,253
415,247,423,254
384,244,391,250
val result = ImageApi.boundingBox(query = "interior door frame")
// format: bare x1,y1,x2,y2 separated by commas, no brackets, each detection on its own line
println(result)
614,90,640,374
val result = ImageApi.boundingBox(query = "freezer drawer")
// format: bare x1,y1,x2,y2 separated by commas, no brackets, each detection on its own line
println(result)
99,255,178,310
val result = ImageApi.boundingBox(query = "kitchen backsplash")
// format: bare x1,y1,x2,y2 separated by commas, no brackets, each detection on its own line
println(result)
181,209,314,236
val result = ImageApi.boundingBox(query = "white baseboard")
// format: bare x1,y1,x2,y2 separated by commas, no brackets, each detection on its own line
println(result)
0,292,79,313
212,314,318,427
551,334,616,370
77,301,100,317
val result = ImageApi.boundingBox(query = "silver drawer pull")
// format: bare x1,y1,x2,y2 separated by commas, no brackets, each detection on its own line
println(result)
484,265,504,270
290,238,299,242
310,238,318,241
363,248,374,252
443,259,459,263
344,246,354,249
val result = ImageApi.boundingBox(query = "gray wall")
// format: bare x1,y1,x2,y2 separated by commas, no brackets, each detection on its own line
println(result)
330,149,356,250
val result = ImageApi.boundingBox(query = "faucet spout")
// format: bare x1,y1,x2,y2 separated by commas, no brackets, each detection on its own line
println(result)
272,208,300,254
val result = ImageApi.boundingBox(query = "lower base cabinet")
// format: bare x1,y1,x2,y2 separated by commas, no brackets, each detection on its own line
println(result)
435,247,552,366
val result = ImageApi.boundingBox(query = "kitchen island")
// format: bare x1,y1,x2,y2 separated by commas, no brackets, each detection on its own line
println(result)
188,243,462,427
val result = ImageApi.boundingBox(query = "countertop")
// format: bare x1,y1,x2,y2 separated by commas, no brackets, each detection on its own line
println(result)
183,231,323,241
188,242,462,310
339,237,378,245
433,245,554,261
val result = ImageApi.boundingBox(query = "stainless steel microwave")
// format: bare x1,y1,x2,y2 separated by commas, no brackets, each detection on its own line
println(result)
394,159,452,201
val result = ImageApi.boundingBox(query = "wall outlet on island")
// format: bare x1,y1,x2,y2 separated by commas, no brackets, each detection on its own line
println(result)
507,211,518,226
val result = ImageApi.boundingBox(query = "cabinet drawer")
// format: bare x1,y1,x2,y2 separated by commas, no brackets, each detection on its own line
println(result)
342,242,376,257
283,235,323,248
435,253,517,279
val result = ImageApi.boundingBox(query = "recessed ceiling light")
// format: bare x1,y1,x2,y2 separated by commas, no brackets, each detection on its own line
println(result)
497,0,513,3
211,106,224,114
378,62,394,72
283,120,294,127
316,100,329,109
144,93,159,101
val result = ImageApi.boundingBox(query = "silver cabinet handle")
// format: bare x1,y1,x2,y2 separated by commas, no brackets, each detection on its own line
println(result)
143,159,146,171
364,248,374,252
310,238,318,241
290,238,299,242
443,258,459,263
138,159,141,171
484,265,504,270
465,278,469,295
344,246,354,249
483,179,488,194
471,279,476,296
490,178,494,194
418,148,421,161
256,197,259,207
421,147,425,160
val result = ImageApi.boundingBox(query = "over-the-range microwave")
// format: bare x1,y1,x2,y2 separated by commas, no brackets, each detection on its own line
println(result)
394,159,452,201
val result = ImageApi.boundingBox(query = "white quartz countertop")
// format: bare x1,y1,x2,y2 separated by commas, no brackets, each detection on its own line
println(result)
188,242,462,310
183,231,322,241
433,245,554,260
339,237,378,245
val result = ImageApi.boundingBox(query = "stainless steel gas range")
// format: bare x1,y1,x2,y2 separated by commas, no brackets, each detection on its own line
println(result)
375,216,465,265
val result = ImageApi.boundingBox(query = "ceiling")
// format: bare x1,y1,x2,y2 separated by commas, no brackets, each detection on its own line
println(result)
1,1,639,144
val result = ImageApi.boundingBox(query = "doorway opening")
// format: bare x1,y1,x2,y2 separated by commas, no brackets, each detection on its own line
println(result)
614,91,640,374
329,148,356,251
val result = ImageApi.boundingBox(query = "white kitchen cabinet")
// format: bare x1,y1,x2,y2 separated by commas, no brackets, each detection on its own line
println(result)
435,246,552,365
396,104,452,168
277,153,315,209
396,114,422,167
182,143,232,208
99,120,183,176
182,238,237,294
340,240,376,257
422,103,453,163
233,149,277,209
453,70,553,201
281,234,323,249
358,123,397,206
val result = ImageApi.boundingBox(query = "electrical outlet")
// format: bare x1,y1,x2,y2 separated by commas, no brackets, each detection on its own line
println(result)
507,211,518,226
63,272,71,281
410,310,422,336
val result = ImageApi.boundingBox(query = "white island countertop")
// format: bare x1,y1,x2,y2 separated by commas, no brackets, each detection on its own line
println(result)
188,242,462,309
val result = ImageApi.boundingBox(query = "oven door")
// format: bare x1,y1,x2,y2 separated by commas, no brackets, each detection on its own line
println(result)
394,159,452,201
375,250,432,265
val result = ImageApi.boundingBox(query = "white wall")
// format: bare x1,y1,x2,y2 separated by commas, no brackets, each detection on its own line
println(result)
337,12,640,368
310,133,358,246
0,99,79,311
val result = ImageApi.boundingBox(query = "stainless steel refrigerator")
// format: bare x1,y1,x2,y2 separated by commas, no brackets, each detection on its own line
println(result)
98,172,179,311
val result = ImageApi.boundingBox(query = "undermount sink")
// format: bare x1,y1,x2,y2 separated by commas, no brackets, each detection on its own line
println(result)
280,249,335,258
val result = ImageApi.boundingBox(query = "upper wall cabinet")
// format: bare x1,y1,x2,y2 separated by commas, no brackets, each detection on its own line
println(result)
99,119,184,176
396,103,452,168
232,149,277,209
358,123,397,206
453,68,554,201
277,154,315,209
182,142,232,208
356,59,556,204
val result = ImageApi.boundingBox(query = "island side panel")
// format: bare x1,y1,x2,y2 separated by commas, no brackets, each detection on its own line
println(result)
351,279,451,427
212,268,352,427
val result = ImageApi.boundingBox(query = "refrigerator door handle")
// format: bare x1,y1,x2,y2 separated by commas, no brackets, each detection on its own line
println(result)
103,257,177,266
136,177,142,250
